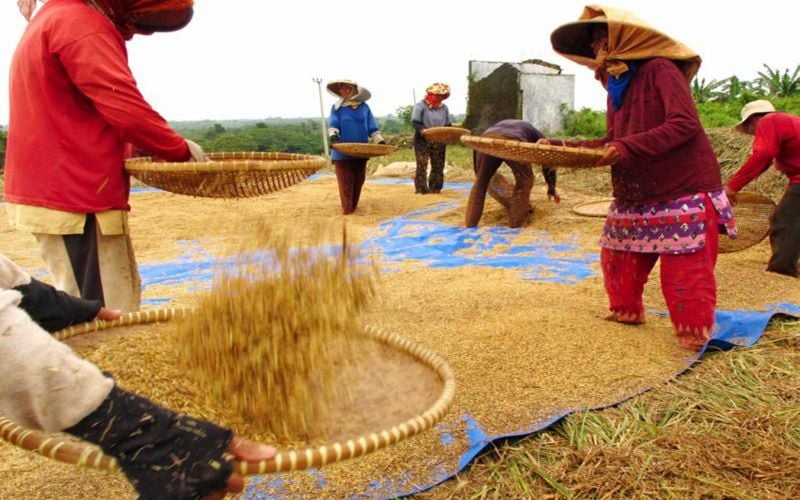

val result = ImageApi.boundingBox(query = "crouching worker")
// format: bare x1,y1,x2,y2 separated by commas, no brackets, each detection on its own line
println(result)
465,119,559,228
0,253,275,498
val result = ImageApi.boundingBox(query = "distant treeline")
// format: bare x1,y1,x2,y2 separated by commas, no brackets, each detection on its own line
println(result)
179,115,418,155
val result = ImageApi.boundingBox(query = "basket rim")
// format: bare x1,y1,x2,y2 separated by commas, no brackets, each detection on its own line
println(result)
126,153,327,173
460,135,607,158
571,198,614,217
1,308,456,476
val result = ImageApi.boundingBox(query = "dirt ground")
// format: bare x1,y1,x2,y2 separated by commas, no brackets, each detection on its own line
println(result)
1,168,798,499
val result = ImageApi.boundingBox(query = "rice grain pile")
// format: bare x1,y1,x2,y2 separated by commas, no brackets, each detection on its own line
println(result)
173,225,377,441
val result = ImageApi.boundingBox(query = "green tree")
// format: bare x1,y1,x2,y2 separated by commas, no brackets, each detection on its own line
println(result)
0,130,6,170
691,76,726,103
756,64,800,97
560,105,606,138
395,105,413,128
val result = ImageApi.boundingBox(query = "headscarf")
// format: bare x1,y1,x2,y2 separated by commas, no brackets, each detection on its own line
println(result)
424,82,450,108
88,0,194,39
550,5,701,83
18,1,194,39
326,79,372,110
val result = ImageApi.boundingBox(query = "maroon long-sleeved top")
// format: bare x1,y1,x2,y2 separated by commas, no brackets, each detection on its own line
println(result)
574,58,722,204
726,112,800,192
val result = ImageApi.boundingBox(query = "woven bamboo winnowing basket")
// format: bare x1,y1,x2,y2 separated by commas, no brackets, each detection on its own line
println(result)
719,192,776,253
421,127,471,145
0,309,456,476
461,136,608,167
572,198,614,218
125,152,326,198
331,143,397,159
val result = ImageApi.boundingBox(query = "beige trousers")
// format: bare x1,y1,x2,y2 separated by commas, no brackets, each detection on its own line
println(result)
34,232,141,313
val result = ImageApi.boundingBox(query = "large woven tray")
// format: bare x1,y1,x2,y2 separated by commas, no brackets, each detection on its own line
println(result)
125,152,325,198
0,309,455,476
422,127,471,145
461,136,608,167
719,192,776,253
331,143,397,159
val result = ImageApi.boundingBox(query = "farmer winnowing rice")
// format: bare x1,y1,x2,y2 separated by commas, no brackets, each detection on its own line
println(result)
5,0,209,314
327,79,385,215
725,99,800,278
412,83,453,194
465,119,559,228
549,5,737,350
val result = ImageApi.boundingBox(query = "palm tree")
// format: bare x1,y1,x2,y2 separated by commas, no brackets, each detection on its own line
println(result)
756,64,800,97
691,77,726,103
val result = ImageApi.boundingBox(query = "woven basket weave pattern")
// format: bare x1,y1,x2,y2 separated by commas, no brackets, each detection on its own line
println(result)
422,127,470,145
331,143,396,159
719,192,776,253
461,136,607,168
125,152,325,198
1,309,455,476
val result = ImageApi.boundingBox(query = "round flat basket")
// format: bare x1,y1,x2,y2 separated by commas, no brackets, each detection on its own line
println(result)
719,192,776,253
331,143,397,159
422,127,471,145
461,136,608,167
0,309,455,476
572,198,614,218
125,152,326,198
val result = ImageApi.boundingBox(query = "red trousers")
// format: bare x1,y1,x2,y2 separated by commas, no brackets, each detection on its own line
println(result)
601,200,719,347
333,159,367,214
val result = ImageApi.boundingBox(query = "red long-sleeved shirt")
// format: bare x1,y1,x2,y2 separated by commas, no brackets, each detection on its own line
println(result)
571,58,722,204
726,112,800,192
4,0,189,214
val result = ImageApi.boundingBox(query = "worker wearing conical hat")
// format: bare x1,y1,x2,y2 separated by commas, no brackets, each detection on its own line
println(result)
411,82,453,194
550,5,737,351
326,79,385,214
5,0,210,315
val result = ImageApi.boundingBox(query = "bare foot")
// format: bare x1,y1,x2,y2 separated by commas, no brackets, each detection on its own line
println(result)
604,311,645,325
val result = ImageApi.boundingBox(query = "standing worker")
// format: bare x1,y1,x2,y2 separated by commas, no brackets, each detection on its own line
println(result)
412,83,453,194
549,5,736,350
327,79,385,215
5,0,209,313
725,99,800,278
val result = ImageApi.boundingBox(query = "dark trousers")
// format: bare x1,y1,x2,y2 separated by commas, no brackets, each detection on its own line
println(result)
413,138,446,193
333,159,367,214
465,151,533,228
767,183,800,277
62,214,104,304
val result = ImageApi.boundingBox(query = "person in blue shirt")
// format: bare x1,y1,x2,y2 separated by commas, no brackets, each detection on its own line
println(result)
327,80,385,214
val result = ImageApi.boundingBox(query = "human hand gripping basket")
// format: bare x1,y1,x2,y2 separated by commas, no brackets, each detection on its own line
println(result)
125,152,326,198
421,127,471,145
0,309,456,476
331,143,397,159
461,136,608,167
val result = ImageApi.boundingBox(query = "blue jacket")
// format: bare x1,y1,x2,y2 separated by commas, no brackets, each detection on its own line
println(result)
329,103,379,160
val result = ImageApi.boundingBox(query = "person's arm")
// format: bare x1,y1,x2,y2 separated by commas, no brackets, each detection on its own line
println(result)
327,105,340,143
366,105,384,143
59,32,190,162
726,121,780,193
609,59,704,160
411,103,426,140
15,278,103,332
542,167,560,202
0,289,274,498
445,105,453,127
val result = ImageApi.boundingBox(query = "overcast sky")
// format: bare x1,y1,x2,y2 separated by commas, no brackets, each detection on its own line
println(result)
1,0,798,124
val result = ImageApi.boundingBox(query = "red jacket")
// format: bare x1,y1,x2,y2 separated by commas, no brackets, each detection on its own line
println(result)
726,112,800,192
4,0,189,213
575,58,722,204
